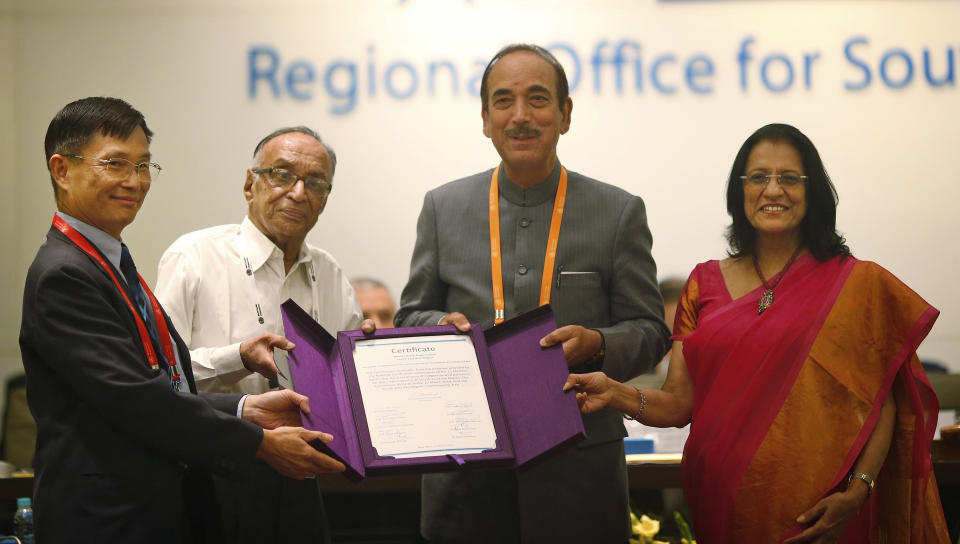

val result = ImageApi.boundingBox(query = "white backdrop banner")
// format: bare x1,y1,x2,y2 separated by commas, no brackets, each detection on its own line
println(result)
10,0,960,369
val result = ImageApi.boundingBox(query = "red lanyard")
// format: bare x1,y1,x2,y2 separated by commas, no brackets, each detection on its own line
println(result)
488,165,567,325
52,215,182,388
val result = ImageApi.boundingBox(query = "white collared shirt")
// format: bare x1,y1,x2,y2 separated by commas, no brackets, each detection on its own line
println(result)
155,217,362,395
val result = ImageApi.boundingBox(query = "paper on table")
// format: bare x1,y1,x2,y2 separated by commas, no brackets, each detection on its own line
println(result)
935,409,956,440
352,334,497,458
625,419,690,453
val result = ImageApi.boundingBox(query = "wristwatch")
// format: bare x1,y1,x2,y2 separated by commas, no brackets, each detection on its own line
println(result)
587,329,606,366
847,472,875,498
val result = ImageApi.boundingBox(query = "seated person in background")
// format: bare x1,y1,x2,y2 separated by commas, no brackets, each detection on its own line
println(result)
21,97,344,542
156,126,373,543
352,277,396,329
566,123,951,543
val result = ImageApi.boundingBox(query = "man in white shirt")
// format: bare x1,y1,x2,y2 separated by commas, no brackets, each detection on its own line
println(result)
156,126,372,543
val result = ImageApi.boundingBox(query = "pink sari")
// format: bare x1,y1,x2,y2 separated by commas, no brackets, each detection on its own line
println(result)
674,254,949,543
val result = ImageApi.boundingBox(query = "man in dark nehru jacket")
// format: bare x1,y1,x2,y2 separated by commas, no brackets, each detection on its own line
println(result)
395,44,671,543
19,96,346,543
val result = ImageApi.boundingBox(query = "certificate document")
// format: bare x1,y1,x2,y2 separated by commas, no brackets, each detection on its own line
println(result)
352,334,497,458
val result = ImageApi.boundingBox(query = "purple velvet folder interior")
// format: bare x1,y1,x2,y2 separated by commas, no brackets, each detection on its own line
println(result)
281,300,585,480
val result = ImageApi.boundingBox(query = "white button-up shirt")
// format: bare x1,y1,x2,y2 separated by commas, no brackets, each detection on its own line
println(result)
155,217,362,394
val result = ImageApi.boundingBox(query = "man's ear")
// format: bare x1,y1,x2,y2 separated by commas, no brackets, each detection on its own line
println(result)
49,154,71,194
482,106,491,138
243,169,255,204
560,97,573,135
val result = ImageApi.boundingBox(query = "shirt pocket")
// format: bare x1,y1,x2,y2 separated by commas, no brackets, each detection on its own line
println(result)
552,271,608,328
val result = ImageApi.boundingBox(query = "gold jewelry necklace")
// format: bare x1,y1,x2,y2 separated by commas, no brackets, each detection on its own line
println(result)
753,246,803,315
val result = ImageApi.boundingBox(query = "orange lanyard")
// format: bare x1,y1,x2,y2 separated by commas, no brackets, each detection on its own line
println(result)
53,215,182,388
488,165,567,325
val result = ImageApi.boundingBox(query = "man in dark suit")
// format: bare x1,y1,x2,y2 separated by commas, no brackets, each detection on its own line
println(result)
395,44,671,543
19,96,345,543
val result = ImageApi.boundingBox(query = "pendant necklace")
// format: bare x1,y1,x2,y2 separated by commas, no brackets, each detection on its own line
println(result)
753,246,803,315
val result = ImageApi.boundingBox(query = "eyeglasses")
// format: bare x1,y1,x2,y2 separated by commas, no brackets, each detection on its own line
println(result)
740,173,807,189
253,168,332,198
64,155,161,182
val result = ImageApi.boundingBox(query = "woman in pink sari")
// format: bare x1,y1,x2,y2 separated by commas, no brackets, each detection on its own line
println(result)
567,124,950,543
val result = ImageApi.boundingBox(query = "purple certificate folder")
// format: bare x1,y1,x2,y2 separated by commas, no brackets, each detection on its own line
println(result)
281,300,585,481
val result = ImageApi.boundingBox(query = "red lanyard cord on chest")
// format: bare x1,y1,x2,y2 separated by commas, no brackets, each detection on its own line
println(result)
52,214,182,388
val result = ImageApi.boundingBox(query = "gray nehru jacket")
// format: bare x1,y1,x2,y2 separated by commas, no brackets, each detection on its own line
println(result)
396,161,670,543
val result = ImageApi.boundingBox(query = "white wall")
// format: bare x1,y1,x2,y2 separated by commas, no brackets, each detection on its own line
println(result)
2,2,21,408
8,0,960,372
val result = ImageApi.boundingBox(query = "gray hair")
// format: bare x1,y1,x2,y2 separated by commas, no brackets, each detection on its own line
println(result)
252,126,337,179
351,277,389,292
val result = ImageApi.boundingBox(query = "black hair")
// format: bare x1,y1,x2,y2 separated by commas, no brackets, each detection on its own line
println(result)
725,123,850,261
252,126,337,179
44,97,152,197
480,43,569,113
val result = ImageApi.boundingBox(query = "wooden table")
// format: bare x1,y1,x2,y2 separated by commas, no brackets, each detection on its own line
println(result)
3,441,954,500
1,443,956,542
313,442,960,493
933,439,960,483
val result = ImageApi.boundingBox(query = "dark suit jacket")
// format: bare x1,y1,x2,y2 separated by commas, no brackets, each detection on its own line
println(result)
19,227,264,543
396,164,671,543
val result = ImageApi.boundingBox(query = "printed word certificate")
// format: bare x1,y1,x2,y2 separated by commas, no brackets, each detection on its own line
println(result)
352,335,497,458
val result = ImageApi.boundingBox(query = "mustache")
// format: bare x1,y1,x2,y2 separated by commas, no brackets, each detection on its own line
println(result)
504,125,542,138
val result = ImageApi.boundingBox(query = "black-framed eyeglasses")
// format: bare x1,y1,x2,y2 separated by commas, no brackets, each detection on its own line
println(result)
252,168,332,198
63,155,161,182
740,173,807,189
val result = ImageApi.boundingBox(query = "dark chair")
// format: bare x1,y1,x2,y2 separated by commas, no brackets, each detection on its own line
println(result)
0,375,35,470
